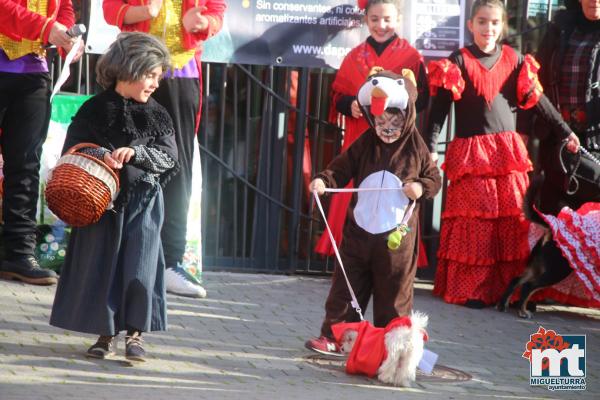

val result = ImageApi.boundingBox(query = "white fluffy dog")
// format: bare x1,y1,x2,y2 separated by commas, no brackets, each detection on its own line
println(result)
339,329,359,354
378,311,428,386
339,311,428,387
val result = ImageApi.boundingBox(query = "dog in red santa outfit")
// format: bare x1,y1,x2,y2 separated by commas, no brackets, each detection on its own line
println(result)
331,311,429,387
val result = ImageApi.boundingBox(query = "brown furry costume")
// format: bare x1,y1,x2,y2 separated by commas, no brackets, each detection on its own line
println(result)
317,72,441,338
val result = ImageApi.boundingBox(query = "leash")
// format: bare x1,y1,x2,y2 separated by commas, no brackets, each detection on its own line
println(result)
580,146,600,166
313,187,416,321
560,142,600,195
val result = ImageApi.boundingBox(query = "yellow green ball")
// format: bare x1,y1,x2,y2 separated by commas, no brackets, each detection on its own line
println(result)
387,231,403,250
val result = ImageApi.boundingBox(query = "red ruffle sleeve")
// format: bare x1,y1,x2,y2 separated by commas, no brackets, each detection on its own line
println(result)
517,54,543,110
428,59,465,101
102,0,226,52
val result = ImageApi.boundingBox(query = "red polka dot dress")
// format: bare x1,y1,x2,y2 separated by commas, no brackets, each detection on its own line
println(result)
427,44,573,306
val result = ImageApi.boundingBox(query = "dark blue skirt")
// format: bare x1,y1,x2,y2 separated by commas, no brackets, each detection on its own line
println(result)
50,182,167,335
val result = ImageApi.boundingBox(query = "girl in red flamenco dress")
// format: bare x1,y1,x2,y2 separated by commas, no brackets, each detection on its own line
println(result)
427,0,580,308
315,0,429,265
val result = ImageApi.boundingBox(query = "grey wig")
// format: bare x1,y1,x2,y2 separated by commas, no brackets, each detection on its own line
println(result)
96,32,171,89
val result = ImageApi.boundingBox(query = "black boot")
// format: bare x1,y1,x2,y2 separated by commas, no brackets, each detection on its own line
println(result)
0,256,58,285
87,335,116,359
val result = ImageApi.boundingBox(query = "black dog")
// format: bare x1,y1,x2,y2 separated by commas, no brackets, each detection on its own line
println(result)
497,176,572,318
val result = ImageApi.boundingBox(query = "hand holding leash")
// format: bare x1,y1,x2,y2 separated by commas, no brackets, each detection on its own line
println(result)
564,133,580,153
309,178,326,196
403,181,423,200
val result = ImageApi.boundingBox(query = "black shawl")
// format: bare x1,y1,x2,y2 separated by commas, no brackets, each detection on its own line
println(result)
63,88,179,210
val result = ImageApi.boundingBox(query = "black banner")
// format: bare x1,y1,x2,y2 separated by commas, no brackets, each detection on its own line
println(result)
86,0,466,67
202,0,366,68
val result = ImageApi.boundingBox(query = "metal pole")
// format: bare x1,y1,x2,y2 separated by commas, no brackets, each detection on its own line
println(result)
242,66,251,268
76,57,83,95
214,65,227,258
264,66,274,267
200,64,210,265
85,53,90,95
288,67,309,271
306,68,323,272
232,66,239,265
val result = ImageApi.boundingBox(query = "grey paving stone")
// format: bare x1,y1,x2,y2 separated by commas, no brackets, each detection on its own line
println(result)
0,272,598,400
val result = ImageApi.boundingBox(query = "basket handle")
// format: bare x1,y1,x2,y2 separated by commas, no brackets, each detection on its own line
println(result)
62,142,120,190
65,142,101,155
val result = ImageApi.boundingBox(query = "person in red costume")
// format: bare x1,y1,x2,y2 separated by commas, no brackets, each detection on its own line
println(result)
427,0,580,308
103,0,226,298
0,0,81,286
315,0,430,268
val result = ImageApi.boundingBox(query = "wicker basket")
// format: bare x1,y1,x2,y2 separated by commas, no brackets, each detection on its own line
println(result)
45,142,120,227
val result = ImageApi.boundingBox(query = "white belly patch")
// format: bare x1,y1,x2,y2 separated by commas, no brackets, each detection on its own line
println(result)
353,170,410,234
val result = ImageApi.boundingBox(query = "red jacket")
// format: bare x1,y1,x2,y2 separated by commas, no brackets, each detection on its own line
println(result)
331,317,427,378
102,0,226,51
0,0,74,45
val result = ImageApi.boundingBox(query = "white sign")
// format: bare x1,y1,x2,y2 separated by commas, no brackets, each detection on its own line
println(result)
86,0,119,54
408,0,465,58
527,0,559,18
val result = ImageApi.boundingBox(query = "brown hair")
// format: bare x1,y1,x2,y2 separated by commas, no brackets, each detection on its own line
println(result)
364,0,402,14
469,0,508,42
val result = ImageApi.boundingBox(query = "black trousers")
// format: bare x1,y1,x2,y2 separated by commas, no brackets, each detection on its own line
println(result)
0,72,51,260
152,77,201,268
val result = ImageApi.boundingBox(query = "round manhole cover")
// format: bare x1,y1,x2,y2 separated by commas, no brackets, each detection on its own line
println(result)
303,355,472,383
417,364,472,383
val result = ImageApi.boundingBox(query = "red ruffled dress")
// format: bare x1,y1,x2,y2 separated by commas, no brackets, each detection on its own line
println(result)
316,36,429,265
535,203,600,308
427,45,572,305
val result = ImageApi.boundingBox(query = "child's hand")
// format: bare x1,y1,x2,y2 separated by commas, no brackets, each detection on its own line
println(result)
103,147,135,169
309,178,326,195
564,132,580,153
403,181,423,201
103,153,122,169
351,100,363,119
112,147,135,164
